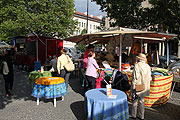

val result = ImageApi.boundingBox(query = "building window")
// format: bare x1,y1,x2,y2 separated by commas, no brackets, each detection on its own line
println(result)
90,24,92,29
79,22,81,27
84,23,86,28
93,25,95,29
82,22,83,27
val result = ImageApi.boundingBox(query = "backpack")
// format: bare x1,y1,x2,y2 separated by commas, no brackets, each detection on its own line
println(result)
112,71,131,92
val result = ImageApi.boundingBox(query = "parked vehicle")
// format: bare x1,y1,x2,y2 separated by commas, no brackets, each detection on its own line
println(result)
64,47,82,59
168,60,180,92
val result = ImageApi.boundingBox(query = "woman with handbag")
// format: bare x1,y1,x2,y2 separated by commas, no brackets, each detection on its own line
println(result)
85,51,99,90
130,53,152,120
57,49,74,89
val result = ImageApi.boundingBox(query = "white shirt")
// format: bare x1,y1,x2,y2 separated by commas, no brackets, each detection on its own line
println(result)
57,54,72,74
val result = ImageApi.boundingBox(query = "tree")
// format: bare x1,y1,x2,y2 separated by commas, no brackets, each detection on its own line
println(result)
93,0,147,29
148,0,180,34
0,0,77,42
93,0,180,34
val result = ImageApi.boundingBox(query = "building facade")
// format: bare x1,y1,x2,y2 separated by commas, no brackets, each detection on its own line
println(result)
63,11,103,48
73,11,103,35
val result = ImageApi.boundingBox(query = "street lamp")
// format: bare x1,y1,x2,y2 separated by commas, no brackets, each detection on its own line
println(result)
86,0,89,33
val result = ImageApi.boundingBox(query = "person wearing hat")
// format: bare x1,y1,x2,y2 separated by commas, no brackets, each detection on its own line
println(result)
130,53,152,120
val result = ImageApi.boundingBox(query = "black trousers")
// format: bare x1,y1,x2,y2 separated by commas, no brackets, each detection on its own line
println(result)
51,72,58,77
3,73,14,95
85,75,96,89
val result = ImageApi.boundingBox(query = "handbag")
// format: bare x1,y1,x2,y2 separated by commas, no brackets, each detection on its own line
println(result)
134,64,145,92
64,56,75,72
135,84,145,92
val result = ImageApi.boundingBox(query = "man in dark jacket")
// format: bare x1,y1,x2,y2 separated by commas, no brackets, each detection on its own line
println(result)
2,50,14,97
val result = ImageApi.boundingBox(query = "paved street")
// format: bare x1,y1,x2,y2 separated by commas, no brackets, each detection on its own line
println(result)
0,66,180,120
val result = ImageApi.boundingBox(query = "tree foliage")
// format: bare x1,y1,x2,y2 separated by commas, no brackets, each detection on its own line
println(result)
148,0,180,34
93,0,147,29
93,0,180,35
0,0,77,42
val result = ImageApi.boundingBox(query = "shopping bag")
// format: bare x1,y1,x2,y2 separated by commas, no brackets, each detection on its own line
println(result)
64,63,75,72
135,84,145,92
64,55,75,72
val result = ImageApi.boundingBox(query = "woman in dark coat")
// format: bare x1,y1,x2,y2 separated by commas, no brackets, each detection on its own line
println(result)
2,50,14,97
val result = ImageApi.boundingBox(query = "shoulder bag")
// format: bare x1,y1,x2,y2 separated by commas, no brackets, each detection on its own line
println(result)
135,64,145,92
64,55,75,72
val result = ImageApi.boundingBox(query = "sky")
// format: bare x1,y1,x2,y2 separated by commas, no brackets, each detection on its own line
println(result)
74,0,105,17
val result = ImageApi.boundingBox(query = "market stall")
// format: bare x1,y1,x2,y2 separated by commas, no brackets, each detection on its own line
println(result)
0,41,12,54
63,27,177,107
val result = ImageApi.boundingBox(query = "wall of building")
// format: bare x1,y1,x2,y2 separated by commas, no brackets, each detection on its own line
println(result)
63,11,103,48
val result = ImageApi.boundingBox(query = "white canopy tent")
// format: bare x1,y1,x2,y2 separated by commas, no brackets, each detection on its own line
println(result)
0,41,12,54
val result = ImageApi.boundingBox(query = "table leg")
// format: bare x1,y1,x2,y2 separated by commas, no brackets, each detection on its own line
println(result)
37,98,39,105
54,98,56,107
62,96,64,101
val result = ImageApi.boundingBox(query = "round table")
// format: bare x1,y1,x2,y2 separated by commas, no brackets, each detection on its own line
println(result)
32,77,67,107
28,71,52,85
85,88,129,120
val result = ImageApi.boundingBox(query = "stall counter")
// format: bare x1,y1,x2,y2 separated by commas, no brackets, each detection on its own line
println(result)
125,72,173,107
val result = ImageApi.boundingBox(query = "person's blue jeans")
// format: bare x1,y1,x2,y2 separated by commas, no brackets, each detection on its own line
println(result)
59,69,71,88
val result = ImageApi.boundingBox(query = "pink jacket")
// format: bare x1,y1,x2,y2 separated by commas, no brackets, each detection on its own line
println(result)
83,49,90,69
85,57,99,78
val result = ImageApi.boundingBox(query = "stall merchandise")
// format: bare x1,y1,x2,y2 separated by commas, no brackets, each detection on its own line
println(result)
125,68,173,107
62,27,177,108
28,71,52,85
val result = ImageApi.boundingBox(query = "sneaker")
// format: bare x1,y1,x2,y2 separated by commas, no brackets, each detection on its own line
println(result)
137,117,144,120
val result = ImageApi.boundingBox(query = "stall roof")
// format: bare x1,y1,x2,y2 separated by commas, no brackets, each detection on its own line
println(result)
63,27,177,44
0,41,12,48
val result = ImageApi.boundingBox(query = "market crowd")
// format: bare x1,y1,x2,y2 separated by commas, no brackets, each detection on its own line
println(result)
0,44,158,120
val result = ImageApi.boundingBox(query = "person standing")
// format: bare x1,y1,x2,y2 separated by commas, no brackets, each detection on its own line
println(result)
83,44,94,70
2,50,14,97
130,53,152,120
57,49,72,88
50,55,58,77
85,51,99,90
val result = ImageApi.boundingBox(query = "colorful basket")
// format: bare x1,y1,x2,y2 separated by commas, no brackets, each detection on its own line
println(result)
126,73,173,107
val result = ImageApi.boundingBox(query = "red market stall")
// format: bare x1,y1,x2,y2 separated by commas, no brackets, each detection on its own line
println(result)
14,36,63,70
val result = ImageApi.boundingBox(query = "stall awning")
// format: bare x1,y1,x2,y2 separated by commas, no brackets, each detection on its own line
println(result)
63,27,177,44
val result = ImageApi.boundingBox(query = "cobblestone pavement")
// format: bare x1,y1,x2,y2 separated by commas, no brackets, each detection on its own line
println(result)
0,66,180,120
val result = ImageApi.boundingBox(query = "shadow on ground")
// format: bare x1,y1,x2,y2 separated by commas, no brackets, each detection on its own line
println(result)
0,67,35,109
152,102,180,120
128,100,180,120
0,66,64,109
70,101,85,120
69,74,85,97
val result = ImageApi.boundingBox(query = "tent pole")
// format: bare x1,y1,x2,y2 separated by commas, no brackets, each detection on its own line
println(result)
167,39,169,66
162,42,165,56
46,39,47,60
36,38,38,61
119,34,123,71
140,39,143,53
